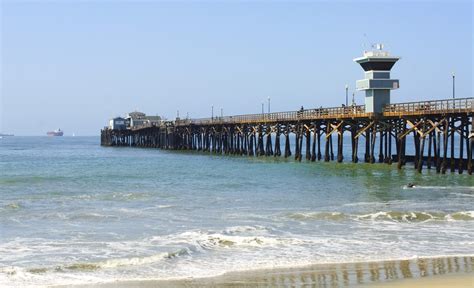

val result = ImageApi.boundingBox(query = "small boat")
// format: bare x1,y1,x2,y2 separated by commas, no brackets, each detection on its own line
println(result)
47,129,64,136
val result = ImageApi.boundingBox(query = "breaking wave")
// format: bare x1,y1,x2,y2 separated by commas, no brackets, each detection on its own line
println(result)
165,229,299,250
286,211,474,222
24,250,185,274
15,225,291,276
286,212,347,221
402,185,474,190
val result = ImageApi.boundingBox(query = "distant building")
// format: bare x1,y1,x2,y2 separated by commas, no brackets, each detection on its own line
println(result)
109,117,127,130
124,111,162,128
127,111,146,119
144,115,162,126
126,111,147,128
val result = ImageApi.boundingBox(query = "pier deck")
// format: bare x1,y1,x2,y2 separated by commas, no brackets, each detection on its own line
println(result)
101,97,473,174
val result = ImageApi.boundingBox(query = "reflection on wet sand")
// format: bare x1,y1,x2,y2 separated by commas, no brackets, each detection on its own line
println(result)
198,256,472,287
66,256,474,287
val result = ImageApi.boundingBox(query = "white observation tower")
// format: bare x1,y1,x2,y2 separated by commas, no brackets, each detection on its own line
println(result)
354,44,400,113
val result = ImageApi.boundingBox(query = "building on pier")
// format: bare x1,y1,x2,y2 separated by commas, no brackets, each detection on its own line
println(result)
143,116,162,127
108,111,163,129
126,111,147,128
109,117,126,130
354,44,400,113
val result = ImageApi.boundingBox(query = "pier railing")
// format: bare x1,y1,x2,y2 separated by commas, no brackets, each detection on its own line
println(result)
176,104,369,126
174,98,473,126
118,97,473,130
383,97,473,116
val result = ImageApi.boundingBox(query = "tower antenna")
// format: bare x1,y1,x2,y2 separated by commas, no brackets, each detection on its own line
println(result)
371,43,384,51
363,33,369,50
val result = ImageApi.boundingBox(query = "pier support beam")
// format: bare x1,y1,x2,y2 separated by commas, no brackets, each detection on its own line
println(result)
101,103,472,176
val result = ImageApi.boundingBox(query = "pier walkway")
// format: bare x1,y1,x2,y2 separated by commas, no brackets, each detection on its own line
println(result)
101,97,473,174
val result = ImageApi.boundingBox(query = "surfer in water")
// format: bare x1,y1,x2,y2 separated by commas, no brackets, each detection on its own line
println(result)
407,183,416,188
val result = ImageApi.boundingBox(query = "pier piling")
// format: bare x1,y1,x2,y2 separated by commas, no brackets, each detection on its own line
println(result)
101,98,473,175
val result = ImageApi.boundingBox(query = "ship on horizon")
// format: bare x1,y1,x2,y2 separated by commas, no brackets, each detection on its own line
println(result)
47,129,64,136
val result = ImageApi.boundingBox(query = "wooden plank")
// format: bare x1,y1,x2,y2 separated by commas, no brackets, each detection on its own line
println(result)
355,121,374,139
326,122,343,139
398,120,422,139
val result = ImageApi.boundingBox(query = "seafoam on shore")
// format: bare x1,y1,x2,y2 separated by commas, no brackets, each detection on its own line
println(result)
52,256,474,288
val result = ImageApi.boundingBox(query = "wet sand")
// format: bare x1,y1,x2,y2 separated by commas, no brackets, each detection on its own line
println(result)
56,255,473,287
362,272,473,287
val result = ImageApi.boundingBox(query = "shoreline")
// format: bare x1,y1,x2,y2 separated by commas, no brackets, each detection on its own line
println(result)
362,273,473,287
56,255,474,287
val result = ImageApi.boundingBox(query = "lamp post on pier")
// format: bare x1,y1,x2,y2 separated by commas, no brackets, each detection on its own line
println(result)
345,84,349,106
268,97,271,113
211,105,214,120
261,102,264,114
452,72,455,99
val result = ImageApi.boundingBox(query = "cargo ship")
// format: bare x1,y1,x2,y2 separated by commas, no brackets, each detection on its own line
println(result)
47,129,64,136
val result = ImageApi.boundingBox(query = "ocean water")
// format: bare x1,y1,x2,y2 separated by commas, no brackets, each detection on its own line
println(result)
0,136,473,287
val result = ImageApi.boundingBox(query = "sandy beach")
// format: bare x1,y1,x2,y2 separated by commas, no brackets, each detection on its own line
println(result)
55,255,473,287
363,273,473,287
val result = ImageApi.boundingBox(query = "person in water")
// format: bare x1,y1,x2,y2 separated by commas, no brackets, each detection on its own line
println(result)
407,183,416,188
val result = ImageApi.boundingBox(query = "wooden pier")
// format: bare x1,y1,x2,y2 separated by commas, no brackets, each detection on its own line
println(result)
101,97,474,174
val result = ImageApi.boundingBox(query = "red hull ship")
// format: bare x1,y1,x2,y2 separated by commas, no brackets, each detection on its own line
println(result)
47,129,64,136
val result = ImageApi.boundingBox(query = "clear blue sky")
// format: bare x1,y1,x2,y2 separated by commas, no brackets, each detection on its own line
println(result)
1,0,472,136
